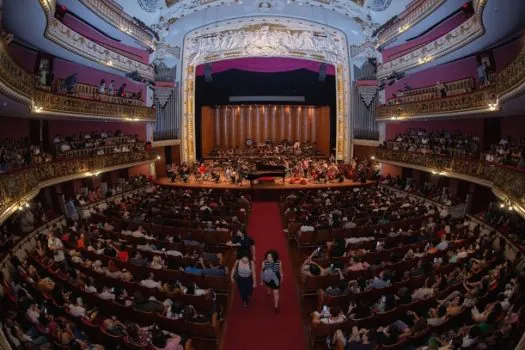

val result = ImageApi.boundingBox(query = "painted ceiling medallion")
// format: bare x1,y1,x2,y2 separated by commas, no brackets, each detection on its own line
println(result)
368,0,392,12
245,0,285,12
137,0,162,12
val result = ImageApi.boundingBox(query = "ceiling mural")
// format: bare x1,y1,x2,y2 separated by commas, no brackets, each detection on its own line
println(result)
367,0,392,11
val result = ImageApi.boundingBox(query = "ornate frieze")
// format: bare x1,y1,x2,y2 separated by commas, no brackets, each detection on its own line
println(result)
181,17,351,162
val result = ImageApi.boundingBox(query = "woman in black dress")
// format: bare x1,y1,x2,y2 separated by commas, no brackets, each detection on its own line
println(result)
261,250,283,313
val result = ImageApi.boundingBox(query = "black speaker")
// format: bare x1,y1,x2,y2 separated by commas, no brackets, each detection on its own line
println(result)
318,63,327,82
204,63,213,82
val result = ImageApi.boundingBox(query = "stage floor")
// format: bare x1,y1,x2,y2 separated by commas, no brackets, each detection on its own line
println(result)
155,177,375,191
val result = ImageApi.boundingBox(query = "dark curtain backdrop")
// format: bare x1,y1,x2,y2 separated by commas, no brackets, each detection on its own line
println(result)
195,68,336,160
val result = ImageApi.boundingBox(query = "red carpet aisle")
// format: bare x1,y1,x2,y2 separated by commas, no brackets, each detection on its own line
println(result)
222,202,307,350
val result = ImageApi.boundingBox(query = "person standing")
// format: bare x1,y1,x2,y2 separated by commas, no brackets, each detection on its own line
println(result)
231,252,257,307
261,250,283,313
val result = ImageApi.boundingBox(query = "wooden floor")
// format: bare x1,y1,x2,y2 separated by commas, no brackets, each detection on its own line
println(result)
155,177,375,191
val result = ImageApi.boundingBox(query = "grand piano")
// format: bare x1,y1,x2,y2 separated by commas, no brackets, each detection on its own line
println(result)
245,163,286,184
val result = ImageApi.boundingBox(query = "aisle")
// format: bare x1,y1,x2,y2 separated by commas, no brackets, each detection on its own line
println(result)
222,202,307,350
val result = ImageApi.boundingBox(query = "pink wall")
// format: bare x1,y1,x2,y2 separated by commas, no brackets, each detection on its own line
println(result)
7,44,37,73
53,58,146,101
381,164,403,178
0,117,31,140
62,14,150,63
128,164,151,178
385,118,485,147
493,39,523,72
500,116,525,140
383,12,469,62
47,120,146,140
386,56,478,100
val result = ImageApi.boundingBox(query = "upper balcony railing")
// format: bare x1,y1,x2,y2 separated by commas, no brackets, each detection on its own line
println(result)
377,0,446,48
0,41,155,122
38,0,155,80
376,40,525,121
377,0,488,79
78,0,155,48
0,151,156,224
376,147,525,218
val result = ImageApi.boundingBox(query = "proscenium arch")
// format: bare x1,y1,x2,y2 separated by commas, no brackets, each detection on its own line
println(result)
180,16,351,163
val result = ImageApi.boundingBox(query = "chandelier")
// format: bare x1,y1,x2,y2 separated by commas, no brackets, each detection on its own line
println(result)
138,0,162,12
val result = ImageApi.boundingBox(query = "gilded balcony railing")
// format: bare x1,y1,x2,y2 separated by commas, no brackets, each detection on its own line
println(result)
0,151,156,217
78,0,154,48
33,89,155,121
0,40,155,121
0,41,35,101
377,85,497,119
377,0,446,47
377,41,525,120
376,148,525,214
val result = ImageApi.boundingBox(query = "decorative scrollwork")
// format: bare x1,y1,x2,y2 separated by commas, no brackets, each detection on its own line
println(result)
0,152,156,217
33,90,155,121
376,148,525,214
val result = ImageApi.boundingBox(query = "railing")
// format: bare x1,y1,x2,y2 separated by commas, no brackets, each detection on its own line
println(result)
377,0,488,79
0,41,34,101
33,89,155,121
0,151,156,220
0,40,154,121
376,148,525,216
78,0,154,48
52,79,145,106
377,85,497,119
38,0,154,80
377,0,446,47
387,77,474,105
377,38,525,120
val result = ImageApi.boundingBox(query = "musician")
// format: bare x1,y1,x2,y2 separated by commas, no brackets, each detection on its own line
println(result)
210,169,220,183
198,163,207,175
180,163,190,182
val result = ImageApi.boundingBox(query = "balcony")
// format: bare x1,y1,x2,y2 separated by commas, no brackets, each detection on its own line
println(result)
77,0,155,48
0,41,155,122
0,151,156,223
377,0,488,79
376,41,525,121
377,0,447,47
376,147,525,218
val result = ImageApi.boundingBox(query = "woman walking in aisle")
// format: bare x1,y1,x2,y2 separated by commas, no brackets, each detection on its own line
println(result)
261,250,283,313
231,251,257,307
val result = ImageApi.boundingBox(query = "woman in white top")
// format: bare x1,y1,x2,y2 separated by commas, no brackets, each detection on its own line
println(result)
231,251,256,307
99,79,106,94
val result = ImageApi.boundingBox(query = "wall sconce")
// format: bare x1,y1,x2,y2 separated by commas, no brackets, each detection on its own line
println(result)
418,56,432,64
34,106,43,113
106,60,113,66
398,24,410,33
488,101,498,111
156,155,161,160
370,156,375,160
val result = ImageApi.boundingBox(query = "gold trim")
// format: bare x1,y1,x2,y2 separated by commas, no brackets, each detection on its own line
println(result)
78,0,154,47
377,39,525,120
0,152,157,221
377,148,525,218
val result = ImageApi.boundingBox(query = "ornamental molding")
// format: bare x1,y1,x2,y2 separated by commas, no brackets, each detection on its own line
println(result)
377,0,488,79
180,16,351,163
38,0,155,80
78,0,154,47
377,0,446,47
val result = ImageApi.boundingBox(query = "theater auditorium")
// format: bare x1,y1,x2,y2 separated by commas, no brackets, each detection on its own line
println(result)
1,0,525,349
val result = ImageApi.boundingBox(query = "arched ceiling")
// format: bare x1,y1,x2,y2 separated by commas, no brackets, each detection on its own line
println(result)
114,0,412,66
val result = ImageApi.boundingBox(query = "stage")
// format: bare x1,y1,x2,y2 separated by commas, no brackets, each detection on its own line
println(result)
155,176,375,199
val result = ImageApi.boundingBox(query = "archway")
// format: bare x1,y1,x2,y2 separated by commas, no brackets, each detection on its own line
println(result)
180,16,351,162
